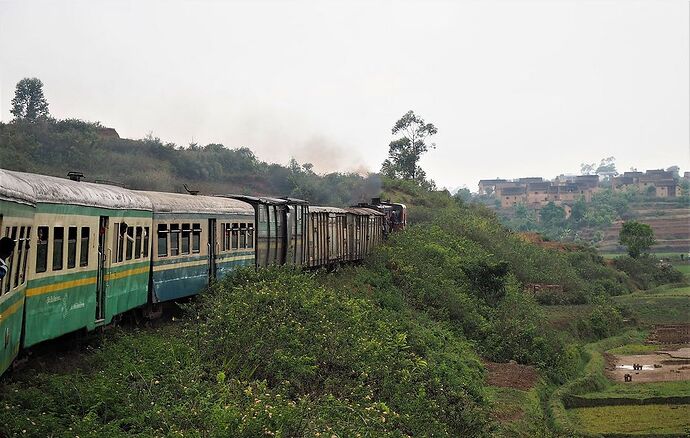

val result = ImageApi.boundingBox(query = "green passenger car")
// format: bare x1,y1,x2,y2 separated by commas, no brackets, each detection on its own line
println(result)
8,171,154,347
141,192,255,302
0,171,36,375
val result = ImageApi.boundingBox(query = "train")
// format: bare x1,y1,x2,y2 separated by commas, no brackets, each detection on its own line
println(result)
0,168,406,376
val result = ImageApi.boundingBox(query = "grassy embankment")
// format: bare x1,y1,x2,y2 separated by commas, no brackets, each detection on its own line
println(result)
548,278,690,437
0,179,684,437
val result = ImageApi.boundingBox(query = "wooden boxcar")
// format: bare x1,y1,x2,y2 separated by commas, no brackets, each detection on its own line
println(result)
306,206,384,267
0,170,36,375
140,192,255,302
344,207,385,261
7,170,153,348
223,196,309,268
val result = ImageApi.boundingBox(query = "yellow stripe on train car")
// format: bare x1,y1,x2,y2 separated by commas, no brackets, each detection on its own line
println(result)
26,265,150,297
0,299,23,320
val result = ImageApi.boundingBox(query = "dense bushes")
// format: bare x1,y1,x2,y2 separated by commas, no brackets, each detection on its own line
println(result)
613,255,686,290
191,268,493,436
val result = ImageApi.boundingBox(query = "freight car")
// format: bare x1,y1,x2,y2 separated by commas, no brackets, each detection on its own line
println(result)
0,169,402,376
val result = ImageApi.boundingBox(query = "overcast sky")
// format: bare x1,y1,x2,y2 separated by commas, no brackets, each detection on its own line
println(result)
1,0,688,191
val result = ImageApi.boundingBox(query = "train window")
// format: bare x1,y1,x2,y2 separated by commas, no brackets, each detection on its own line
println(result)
12,227,24,288
170,224,180,256
240,223,247,248
181,223,190,255
221,223,228,251
247,225,254,248
268,206,275,228
157,224,168,257
36,227,49,273
134,227,142,259
143,227,150,258
4,227,17,292
53,227,64,271
116,224,125,263
67,226,77,269
20,227,30,284
259,206,266,223
126,227,134,260
231,223,239,250
80,227,90,267
192,223,201,253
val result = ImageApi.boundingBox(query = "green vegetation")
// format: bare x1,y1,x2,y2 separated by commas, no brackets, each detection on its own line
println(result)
485,386,550,437
380,110,438,189
606,343,659,355
619,220,656,258
579,381,690,400
0,167,686,436
568,404,690,436
11,77,50,122
613,255,685,290
0,119,381,206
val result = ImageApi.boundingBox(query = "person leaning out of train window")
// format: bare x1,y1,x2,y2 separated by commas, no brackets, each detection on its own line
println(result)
0,237,16,281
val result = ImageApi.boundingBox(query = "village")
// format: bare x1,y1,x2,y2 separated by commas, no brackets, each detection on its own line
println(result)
479,169,689,216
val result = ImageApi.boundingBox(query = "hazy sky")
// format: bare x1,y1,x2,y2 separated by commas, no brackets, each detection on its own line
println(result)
1,0,688,191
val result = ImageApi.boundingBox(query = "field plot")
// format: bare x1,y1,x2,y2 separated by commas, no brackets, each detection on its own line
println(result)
568,404,690,436
614,285,690,325
607,350,690,383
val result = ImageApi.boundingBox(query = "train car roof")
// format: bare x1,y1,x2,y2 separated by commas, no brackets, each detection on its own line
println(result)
345,207,385,216
222,195,309,206
139,191,254,215
3,169,152,210
0,169,36,206
310,205,348,213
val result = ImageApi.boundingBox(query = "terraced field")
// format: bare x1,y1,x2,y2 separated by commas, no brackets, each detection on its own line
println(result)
568,404,690,436
597,201,690,253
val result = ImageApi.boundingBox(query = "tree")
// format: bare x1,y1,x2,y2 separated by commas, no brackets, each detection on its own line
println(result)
619,221,655,258
540,202,566,227
11,78,50,122
381,110,437,184
453,188,472,204
595,156,618,180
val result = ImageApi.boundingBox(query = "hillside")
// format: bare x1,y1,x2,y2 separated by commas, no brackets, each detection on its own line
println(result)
0,119,380,207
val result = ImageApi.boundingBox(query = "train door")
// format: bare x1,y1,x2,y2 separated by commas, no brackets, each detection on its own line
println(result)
208,219,217,282
95,216,108,322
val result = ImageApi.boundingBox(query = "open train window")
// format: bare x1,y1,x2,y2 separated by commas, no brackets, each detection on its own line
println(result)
4,227,17,293
125,226,134,260
157,224,168,257
53,227,64,271
114,223,125,263
67,226,77,269
170,224,180,256
21,227,30,284
12,227,25,288
143,227,150,258
247,224,254,248
192,223,201,253
80,227,89,267
135,227,142,259
181,223,190,255
231,223,239,250
240,223,247,248
36,227,48,273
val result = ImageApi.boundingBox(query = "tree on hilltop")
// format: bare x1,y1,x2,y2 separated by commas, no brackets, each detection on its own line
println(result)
11,78,50,122
381,110,437,186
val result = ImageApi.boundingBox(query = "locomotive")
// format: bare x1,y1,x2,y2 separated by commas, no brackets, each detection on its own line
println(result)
0,169,406,376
